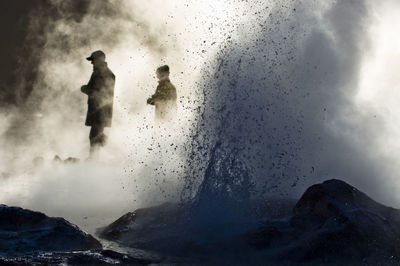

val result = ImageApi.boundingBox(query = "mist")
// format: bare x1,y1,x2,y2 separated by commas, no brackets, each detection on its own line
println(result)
0,0,230,233
184,0,400,207
1,0,400,235
0,0,250,234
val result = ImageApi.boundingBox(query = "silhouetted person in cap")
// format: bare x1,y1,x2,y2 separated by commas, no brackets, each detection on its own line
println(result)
81,50,115,156
147,65,177,121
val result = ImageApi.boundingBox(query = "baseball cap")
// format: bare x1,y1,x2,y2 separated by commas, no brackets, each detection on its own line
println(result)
86,50,106,61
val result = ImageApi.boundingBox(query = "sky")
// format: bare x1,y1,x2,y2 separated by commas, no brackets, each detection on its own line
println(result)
1,0,400,233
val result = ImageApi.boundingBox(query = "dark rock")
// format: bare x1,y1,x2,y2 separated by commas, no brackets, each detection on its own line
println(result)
99,179,400,264
53,155,80,164
252,198,296,219
100,249,157,265
99,202,186,251
0,205,101,254
0,250,156,265
53,155,62,163
245,179,400,264
291,179,400,230
64,157,80,164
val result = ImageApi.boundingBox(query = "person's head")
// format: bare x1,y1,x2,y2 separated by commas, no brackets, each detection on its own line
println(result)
156,65,170,80
86,50,106,67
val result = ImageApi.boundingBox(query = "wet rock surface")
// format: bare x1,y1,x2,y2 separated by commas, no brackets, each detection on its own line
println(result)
244,179,400,264
0,205,101,254
0,249,157,265
2,180,400,265
99,202,187,252
99,179,400,265
0,205,163,265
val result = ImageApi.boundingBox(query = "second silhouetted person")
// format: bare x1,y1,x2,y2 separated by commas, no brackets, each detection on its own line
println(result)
147,65,177,121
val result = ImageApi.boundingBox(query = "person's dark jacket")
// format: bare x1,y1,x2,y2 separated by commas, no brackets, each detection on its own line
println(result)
148,78,177,104
148,78,177,120
81,62,115,127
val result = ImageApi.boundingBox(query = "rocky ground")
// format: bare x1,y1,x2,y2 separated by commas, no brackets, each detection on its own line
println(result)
1,179,400,265
0,205,100,254
99,179,400,265
0,205,161,265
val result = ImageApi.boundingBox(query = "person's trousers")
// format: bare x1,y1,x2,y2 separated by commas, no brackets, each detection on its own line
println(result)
89,125,107,154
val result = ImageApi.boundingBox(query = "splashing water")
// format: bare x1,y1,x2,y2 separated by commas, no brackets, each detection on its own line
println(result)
182,0,398,213
189,142,255,226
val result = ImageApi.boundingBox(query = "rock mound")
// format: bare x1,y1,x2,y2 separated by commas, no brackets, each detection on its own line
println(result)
293,179,399,222
247,179,400,264
0,205,101,254
99,179,400,264
99,202,185,250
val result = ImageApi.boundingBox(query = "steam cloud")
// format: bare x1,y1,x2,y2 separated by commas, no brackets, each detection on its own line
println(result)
0,0,206,232
0,0,400,234
185,0,400,206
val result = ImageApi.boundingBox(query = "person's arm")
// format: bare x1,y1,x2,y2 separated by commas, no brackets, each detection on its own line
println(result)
81,85,89,94
81,73,96,95
147,84,164,105
147,96,155,105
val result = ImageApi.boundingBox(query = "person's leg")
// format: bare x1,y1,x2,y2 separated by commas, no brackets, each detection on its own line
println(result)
89,125,104,155
155,103,167,122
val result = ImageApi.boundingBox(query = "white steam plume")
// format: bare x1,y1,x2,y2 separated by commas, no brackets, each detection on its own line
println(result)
0,0,242,233
1,0,400,235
